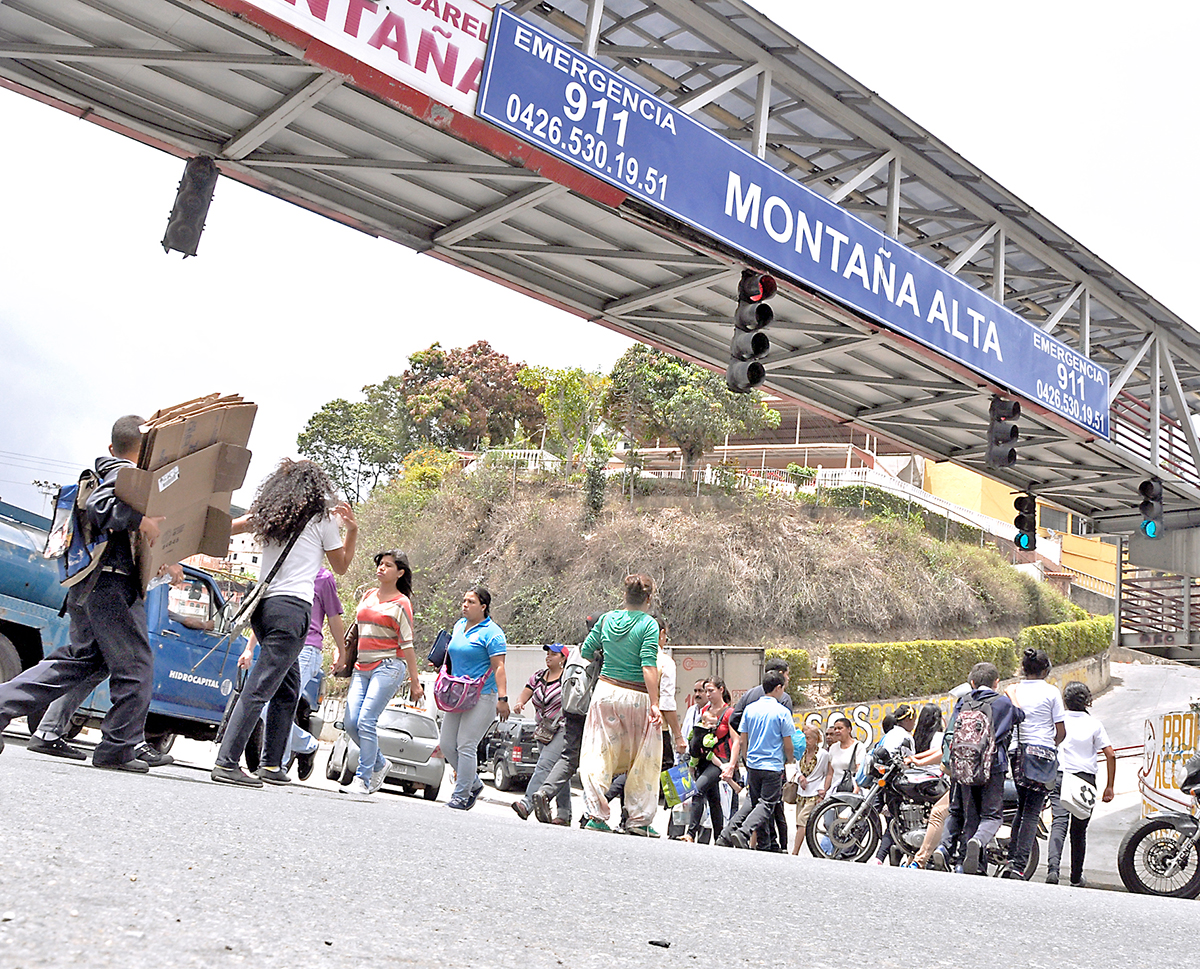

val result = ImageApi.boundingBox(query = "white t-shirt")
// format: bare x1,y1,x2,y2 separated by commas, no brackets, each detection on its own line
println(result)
260,515,343,604
1059,710,1112,775
828,740,863,789
657,650,678,713
1009,678,1066,747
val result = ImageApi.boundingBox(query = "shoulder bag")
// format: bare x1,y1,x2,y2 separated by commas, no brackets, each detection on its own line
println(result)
835,743,859,794
1011,718,1058,790
189,516,309,674
433,663,488,713
332,621,358,678
1060,771,1098,819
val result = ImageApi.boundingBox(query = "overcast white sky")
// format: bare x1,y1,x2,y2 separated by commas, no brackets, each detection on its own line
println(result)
1,1,1196,515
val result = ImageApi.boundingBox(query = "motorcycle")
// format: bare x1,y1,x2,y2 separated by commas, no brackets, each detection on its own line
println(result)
1118,753,1200,897
806,746,946,865
806,748,1044,878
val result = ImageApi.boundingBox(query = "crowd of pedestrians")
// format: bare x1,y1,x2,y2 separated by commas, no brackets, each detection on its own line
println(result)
0,436,1117,888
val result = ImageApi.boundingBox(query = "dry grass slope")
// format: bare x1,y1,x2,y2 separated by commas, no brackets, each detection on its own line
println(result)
343,469,1077,650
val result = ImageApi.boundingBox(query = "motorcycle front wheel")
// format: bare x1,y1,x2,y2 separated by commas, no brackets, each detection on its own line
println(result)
1118,818,1200,897
806,798,881,862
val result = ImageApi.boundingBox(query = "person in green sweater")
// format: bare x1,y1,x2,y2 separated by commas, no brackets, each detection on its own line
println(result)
578,573,663,837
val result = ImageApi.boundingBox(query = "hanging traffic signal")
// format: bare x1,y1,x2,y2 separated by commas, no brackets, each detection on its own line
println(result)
727,270,776,393
162,156,219,257
986,397,1021,469
1139,478,1164,539
1014,494,1037,551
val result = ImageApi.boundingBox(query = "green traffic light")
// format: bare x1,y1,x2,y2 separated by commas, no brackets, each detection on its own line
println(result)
1016,532,1034,550
1141,520,1159,539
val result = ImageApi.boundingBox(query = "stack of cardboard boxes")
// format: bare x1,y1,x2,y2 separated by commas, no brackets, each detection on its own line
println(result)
114,394,256,588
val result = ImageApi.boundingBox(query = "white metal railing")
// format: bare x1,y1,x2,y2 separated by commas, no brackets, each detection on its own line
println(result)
1059,564,1117,599
467,449,564,472
813,466,1018,540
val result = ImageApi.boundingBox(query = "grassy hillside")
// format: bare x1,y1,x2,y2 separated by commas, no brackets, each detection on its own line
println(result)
340,463,1080,650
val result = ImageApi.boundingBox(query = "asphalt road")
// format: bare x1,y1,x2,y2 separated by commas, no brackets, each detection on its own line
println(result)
2,660,1198,968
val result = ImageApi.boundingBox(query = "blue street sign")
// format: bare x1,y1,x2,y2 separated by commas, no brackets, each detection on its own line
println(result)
476,8,1109,440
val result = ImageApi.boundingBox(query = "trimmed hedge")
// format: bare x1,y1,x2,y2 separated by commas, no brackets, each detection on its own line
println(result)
829,617,1114,701
765,647,811,708
1017,615,1114,667
829,638,1018,702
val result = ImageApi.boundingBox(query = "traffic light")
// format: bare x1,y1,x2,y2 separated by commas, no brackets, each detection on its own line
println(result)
1139,478,1164,539
1014,494,1037,551
986,397,1021,469
727,270,776,393
162,156,219,257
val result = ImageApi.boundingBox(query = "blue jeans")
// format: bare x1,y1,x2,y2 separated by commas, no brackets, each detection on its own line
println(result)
519,725,572,820
440,693,498,801
216,595,310,771
344,658,404,782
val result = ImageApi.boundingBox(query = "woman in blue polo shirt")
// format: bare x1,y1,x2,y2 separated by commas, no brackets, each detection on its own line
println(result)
439,586,509,810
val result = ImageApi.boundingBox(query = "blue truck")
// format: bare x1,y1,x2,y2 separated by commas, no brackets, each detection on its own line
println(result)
0,500,250,746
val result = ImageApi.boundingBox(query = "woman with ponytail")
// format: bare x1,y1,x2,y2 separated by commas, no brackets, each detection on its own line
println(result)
577,573,663,837
1004,647,1066,877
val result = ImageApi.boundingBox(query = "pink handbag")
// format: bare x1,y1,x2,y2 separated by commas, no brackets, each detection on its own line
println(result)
433,664,487,713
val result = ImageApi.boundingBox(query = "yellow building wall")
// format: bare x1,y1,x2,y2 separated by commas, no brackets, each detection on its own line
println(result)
1060,533,1117,586
925,462,983,510
924,461,1115,585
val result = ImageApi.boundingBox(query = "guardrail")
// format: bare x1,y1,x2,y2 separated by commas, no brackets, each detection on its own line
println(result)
1059,565,1116,599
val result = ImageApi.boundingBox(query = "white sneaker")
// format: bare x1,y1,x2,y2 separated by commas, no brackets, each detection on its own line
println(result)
368,763,389,793
339,777,371,796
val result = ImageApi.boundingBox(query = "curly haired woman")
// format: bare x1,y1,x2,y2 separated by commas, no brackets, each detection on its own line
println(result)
211,459,357,788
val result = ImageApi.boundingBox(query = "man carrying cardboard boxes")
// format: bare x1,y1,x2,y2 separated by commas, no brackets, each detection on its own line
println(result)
0,416,166,771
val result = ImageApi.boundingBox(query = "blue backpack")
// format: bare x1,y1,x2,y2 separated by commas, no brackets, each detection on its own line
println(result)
43,469,109,587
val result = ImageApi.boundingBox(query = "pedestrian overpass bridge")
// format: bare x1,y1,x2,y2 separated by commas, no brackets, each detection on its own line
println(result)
2,0,1198,560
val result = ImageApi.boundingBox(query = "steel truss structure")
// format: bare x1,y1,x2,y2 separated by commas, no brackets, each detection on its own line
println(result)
2,0,1197,536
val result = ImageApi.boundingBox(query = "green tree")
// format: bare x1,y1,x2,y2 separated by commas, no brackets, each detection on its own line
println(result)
296,397,404,503
519,366,610,472
403,340,543,449
606,346,780,469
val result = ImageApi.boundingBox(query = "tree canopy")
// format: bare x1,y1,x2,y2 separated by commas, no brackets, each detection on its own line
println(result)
518,365,610,472
403,340,542,449
606,346,780,468
298,340,542,500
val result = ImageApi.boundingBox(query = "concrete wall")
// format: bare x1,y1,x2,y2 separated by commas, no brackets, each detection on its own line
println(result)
1070,585,1115,616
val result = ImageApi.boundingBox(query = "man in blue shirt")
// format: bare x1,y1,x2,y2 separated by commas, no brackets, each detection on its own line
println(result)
716,671,802,850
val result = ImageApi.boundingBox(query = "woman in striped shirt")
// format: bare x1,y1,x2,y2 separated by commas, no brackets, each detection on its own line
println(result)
511,643,571,824
341,549,423,796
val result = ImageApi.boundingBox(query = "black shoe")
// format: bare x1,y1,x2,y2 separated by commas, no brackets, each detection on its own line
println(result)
93,756,150,773
257,766,292,786
729,831,750,850
29,736,87,761
531,789,552,824
296,749,316,782
963,838,982,876
135,743,174,767
211,765,264,788
928,847,949,872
